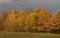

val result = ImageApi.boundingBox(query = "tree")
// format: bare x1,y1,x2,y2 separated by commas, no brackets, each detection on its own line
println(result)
16,10,28,32
0,14,4,31
0,10,8,31
25,12,38,32
37,9,51,32
4,9,19,32
46,11,60,33
34,8,41,13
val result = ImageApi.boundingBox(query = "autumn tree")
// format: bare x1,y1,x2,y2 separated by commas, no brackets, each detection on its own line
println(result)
0,14,4,31
36,9,51,32
34,8,41,13
15,10,28,32
4,9,19,32
0,10,8,31
45,11,60,33
25,12,39,32
0,8,59,33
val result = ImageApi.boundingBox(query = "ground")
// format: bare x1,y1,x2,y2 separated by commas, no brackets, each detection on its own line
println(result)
0,32,60,38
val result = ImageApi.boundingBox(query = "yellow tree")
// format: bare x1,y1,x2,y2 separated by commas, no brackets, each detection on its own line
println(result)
0,10,8,31
0,14,4,31
5,9,19,32
34,8,41,13
37,9,51,32
16,10,28,32
25,12,38,32
46,11,60,33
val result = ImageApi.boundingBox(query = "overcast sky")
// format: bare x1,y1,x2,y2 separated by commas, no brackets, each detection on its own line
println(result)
0,0,60,13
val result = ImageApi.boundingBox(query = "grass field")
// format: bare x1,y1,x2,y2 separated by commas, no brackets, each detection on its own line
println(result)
0,32,60,38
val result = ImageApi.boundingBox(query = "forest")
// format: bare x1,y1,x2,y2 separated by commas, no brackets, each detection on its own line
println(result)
0,8,60,33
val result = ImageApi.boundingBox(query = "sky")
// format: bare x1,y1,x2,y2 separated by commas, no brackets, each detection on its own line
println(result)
0,0,60,13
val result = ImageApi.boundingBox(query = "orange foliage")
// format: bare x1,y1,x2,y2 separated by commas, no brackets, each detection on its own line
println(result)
0,8,60,33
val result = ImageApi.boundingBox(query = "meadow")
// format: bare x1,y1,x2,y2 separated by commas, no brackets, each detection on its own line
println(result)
0,32,60,38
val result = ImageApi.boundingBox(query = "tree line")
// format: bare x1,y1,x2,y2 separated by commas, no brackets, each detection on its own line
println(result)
0,8,60,33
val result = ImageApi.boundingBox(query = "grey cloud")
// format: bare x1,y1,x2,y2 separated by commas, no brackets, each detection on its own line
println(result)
0,0,60,13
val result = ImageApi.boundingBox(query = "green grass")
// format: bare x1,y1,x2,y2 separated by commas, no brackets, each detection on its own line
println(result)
0,32,60,38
